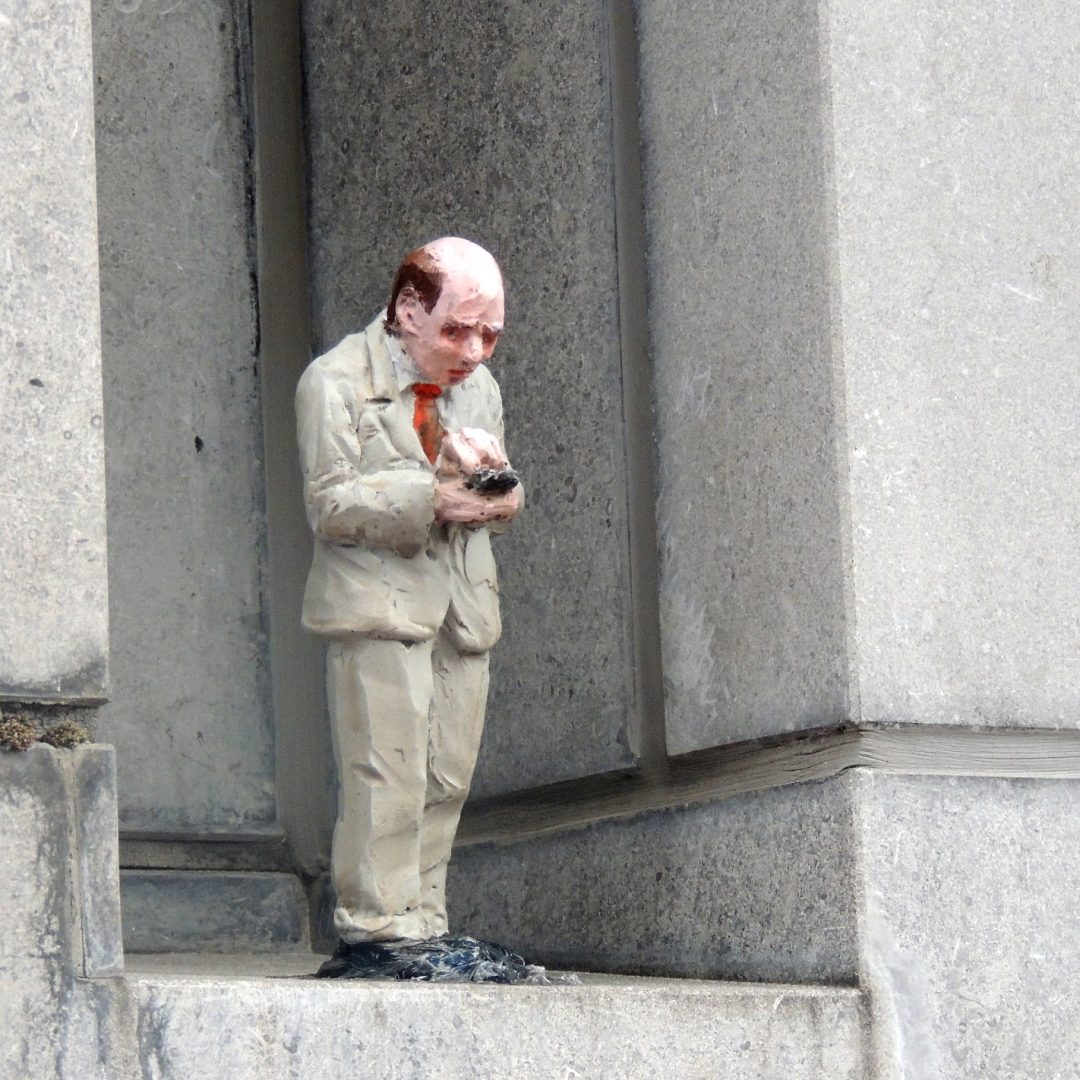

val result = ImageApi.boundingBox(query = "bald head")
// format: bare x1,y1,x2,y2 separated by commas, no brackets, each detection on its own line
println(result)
386,237,503,334
427,236,502,290
388,237,505,387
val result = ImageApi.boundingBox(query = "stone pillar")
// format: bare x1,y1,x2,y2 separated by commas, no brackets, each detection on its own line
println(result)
640,0,849,754
0,0,108,702
825,2,1080,1074
0,8,126,1071
640,0,1080,749
91,0,275,839
829,0,1080,730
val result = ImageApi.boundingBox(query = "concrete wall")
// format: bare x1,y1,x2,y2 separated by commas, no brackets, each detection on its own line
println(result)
829,0,1080,729
452,776,860,983
0,0,108,702
855,772,1080,1078
636,0,1080,748
91,0,275,835
639,0,849,755
453,767,1080,1079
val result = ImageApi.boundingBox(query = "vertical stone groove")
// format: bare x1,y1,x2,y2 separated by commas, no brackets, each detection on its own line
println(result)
606,0,668,773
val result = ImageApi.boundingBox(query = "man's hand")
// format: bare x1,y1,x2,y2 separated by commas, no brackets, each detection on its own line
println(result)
441,428,509,473
434,428,522,526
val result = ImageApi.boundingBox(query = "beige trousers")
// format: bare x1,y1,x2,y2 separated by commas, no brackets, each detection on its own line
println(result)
326,630,490,943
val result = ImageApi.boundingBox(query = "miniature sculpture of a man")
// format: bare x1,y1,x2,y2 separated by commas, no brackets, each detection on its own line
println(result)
296,237,531,980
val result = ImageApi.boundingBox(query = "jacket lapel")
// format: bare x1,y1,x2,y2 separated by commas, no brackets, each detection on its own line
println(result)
364,317,431,467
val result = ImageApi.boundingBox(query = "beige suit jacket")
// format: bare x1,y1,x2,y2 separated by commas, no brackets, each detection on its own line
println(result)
295,314,509,653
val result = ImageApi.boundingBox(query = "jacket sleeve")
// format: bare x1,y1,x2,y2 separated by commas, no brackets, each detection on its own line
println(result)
296,365,436,557
480,373,525,538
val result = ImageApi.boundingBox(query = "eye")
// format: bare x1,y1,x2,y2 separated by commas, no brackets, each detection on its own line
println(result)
442,325,462,341
481,329,500,350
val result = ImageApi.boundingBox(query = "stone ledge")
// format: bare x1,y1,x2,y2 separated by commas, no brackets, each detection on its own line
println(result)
114,954,868,1079
459,725,1080,848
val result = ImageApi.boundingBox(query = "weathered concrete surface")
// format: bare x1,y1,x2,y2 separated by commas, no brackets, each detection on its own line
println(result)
302,0,636,797
115,958,868,1080
450,778,860,984
0,746,123,1077
642,0,1080,745
0,958,68,1080
121,870,308,954
0,748,73,968
830,0,1080,729
637,0,848,754
0,745,122,978
0,0,108,702
454,766,1080,1079
91,0,276,834
854,773,1080,1079
73,746,124,976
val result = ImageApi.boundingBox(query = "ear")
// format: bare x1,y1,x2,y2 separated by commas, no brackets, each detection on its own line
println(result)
395,289,424,336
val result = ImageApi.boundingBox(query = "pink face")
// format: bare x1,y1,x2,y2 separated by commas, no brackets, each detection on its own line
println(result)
398,271,504,387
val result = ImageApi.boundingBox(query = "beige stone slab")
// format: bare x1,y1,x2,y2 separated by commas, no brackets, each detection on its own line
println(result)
120,955,868,1079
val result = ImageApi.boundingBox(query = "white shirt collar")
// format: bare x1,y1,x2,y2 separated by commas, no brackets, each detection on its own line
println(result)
386,332,427,392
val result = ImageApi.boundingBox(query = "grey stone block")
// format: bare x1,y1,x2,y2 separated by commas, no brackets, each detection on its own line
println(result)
120,870,309,954
90,0,276,836
450,777,860,983
55,977,141,1080
302,0,637,796
0,958,65,1079
121,961,868,1079
0,745,122,1080
853,773,1080,1079
0,748,73,965
1,959,140,1080
636,0,849,754
0,745,123,977
0,0,108,702
829,0,1080,730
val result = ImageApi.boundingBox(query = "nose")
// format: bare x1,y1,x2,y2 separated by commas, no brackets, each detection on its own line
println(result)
462,333,483,366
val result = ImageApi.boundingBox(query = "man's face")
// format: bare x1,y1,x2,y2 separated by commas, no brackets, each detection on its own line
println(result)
398,271,504,388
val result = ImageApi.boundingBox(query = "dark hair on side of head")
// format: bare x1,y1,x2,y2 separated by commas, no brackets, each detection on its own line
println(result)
385,246,445,335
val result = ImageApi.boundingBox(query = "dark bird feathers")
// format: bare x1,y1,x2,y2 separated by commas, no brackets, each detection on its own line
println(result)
314,934,550,984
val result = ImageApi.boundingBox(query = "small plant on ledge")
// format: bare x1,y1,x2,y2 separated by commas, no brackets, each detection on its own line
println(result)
0,711,91,752
0,713,39,752
39,719,91,749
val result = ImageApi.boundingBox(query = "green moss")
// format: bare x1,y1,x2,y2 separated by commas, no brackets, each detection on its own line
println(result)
0,715,39,752
39,719,90,749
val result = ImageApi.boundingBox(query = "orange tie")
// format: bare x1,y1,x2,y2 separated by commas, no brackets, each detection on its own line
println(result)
411,383,444,464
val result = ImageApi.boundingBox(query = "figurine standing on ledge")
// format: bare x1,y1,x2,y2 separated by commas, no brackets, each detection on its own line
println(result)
296,238,536,982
